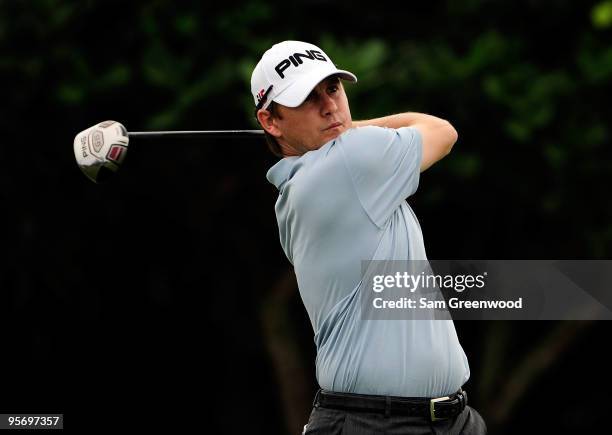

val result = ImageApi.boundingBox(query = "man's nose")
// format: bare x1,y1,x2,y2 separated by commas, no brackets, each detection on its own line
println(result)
320,93,338,116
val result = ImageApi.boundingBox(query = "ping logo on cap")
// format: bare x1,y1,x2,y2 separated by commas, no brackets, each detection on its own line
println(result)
275,50,327,79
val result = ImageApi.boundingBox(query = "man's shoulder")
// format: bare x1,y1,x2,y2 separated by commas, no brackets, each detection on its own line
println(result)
266,126,402,188
341,125,394,140
336,126,403,152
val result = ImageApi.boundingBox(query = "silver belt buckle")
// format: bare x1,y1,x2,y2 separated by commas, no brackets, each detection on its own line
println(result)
430,395,451,421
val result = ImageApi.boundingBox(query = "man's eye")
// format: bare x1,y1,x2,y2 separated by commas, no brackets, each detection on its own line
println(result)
328,85,338,93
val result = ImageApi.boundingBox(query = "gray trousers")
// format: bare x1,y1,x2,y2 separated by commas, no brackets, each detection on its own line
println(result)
302,405,487,435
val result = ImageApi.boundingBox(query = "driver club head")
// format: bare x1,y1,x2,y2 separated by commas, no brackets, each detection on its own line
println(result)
73,120,129,183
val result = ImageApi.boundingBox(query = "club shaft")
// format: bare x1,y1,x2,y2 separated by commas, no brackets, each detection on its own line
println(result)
128,130,264,139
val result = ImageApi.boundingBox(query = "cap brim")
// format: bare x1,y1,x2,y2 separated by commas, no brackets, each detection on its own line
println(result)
273,69,357,108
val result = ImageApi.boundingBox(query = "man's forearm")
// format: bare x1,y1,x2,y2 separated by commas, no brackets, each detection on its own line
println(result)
352,112,449,129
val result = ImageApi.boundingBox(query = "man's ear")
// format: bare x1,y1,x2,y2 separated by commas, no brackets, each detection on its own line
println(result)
257,109,282,138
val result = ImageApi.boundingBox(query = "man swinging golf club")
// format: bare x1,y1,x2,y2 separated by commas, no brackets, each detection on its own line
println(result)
253,40,487,434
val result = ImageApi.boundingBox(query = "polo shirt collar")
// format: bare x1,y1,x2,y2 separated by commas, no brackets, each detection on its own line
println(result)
266,156,299,190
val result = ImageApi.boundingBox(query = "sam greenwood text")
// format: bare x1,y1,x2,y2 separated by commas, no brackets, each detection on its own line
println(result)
372,297,523,309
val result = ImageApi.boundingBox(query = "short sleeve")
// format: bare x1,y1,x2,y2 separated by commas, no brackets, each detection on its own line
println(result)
339,126,423,228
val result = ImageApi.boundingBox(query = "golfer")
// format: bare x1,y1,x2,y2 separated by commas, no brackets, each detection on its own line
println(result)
252,40,487,434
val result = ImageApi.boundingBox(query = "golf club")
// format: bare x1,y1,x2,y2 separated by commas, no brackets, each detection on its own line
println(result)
73,120,264,183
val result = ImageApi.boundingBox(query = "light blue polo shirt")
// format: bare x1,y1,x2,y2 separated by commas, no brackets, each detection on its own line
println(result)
266,126,470,397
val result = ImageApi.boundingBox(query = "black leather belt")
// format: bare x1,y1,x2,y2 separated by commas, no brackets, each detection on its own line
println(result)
314,388,468,421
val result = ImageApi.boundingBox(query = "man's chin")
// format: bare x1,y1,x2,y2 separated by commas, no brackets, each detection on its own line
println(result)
322,126,346,142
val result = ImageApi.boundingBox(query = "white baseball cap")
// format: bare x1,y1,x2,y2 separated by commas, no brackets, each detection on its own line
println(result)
251,40,357,112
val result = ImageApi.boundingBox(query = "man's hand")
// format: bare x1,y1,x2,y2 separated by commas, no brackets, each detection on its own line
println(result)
352,113,458,172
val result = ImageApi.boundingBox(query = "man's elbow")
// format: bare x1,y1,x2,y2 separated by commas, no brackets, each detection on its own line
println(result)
417,120,458,172
443,121,458,155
